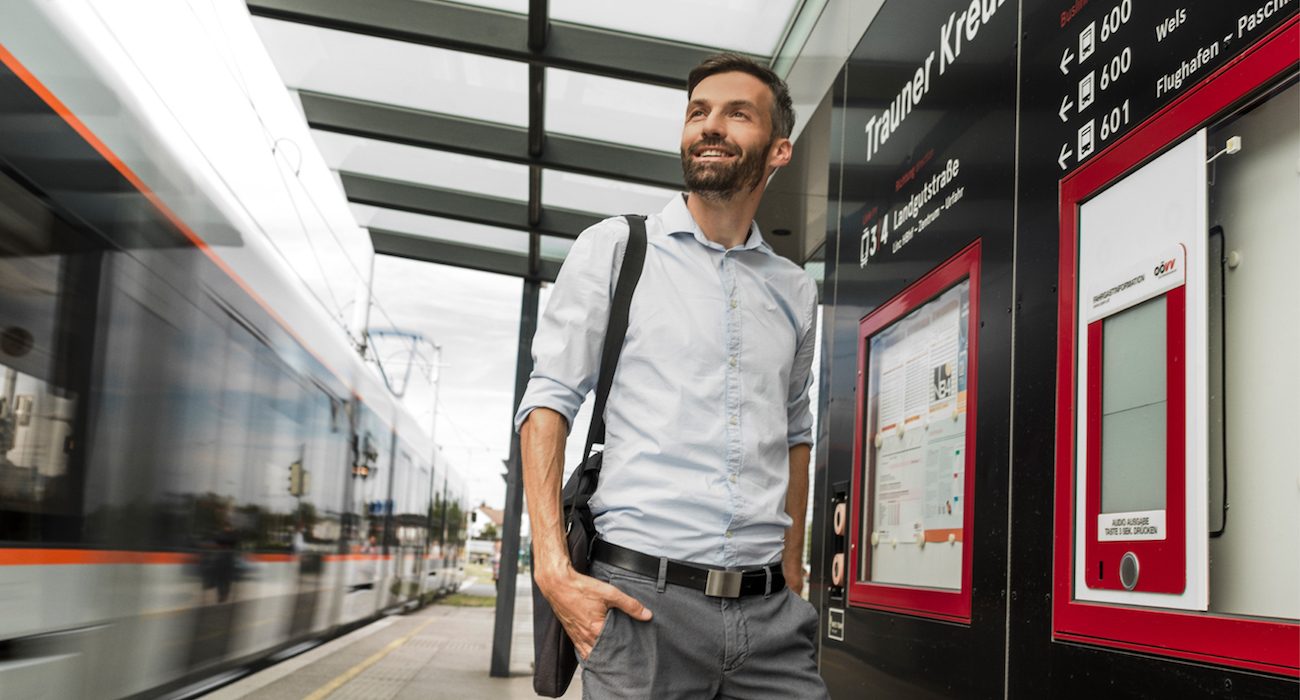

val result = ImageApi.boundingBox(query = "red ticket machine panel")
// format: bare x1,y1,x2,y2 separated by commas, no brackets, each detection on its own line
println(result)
1083,248,1186,593
1070,131,1208,609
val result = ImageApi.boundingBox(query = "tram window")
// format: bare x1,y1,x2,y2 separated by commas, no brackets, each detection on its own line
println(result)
445,481,466,563
245,347,309,551
0,173,98,544
153,292,227,547
299,388,346,549
415,461,432,548
82,252,232,548
430,477,446,559
350,409,391,553
406,456,431,549
389,450,413,547
188,323,260,550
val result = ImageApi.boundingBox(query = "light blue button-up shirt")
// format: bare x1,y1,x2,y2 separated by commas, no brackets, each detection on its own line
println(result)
515,194,817,567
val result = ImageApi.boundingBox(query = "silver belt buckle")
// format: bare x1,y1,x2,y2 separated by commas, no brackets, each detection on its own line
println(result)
704,569,743,598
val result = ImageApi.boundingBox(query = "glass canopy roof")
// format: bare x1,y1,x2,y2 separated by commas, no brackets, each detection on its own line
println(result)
545,68,686,153
549,0,801,55
543,171,679,218
315,130,529,202
256,18,529,125
447,0,803,54
540,236,575,262
250,0,809,280
351,204,529,255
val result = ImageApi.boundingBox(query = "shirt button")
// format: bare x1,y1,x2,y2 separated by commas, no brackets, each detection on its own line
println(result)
729,415,737,426
728,355,737,367
728,474,737,483
725,531,733,538
730,298,738,309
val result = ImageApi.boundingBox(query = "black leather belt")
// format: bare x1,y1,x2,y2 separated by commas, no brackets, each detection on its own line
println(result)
591,539,784,599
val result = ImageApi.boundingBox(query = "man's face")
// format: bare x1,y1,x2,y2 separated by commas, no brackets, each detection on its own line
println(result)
680,71,788,200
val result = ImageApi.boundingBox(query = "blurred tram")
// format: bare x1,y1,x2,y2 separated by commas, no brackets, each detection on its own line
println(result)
0,3,468,697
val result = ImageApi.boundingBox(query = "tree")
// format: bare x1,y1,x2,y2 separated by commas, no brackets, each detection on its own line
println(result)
481,522,499,541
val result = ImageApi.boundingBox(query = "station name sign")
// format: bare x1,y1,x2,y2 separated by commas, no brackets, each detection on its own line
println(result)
863,0,1011,162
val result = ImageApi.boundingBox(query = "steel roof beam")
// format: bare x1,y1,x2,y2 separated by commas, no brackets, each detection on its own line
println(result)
341,173,603,239
528,0,549,53
247,0,731,88
300,92,682,190
370,229,560,282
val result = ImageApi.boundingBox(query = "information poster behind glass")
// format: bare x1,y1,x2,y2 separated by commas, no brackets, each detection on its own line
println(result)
862,280,970,590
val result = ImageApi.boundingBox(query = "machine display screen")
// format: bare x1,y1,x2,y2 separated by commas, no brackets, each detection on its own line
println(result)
1100,296,1168,514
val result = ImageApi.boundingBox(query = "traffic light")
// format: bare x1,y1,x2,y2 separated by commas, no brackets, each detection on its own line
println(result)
288,460,308,497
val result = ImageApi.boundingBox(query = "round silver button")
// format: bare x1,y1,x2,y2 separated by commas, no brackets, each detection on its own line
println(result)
1119,552,1140,591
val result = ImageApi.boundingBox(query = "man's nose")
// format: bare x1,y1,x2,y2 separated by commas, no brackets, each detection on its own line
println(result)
702,109,726,138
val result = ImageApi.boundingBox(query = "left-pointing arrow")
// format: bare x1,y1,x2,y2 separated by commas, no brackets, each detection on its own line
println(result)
1059,95,1075,123
1058,142,1073,171
1060,48,1075,75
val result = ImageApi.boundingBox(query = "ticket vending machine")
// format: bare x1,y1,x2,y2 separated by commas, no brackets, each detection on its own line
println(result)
1073,132,1208,607
1054,24,1298,670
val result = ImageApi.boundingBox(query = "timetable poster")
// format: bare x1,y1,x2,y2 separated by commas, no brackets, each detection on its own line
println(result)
867,281,970,553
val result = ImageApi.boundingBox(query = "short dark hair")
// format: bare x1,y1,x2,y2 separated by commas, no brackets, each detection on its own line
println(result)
687,53,795,140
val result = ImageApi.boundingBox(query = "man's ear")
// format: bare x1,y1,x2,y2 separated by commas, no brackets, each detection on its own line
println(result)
768,138,793,169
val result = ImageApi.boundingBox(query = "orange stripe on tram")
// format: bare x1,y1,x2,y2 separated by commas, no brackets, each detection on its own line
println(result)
0,41,356,403
0,549,196,566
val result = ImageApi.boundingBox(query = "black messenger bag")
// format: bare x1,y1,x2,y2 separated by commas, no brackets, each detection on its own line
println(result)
532,215,647,697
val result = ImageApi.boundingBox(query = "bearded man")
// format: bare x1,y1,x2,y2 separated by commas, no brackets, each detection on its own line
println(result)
515,53,828,699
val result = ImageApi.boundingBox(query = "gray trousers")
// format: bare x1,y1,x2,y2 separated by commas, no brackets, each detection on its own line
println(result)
579,559,830,699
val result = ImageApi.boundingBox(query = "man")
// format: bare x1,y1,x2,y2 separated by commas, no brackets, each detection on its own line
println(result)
515,53,826,699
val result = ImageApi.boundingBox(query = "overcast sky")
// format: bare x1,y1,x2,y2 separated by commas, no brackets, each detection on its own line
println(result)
369,258,523,509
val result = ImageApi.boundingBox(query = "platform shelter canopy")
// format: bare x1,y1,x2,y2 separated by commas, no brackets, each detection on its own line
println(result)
249,0,812,281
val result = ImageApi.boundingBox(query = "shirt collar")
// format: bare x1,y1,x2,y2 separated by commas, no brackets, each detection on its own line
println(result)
660,194,774,256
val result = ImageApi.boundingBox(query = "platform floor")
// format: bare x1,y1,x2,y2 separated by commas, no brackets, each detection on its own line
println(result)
206,575,580,699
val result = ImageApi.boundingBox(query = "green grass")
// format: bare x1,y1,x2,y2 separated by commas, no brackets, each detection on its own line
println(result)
440,593,498,607
465,561,493,580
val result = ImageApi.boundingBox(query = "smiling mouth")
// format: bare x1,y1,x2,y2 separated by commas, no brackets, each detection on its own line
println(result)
692,147,738,161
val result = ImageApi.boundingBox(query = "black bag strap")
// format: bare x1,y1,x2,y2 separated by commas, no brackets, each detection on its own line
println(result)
583,215,647,460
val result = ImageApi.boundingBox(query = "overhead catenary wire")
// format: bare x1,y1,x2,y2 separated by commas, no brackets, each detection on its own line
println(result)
87,3,355,338
435,396,500,455
192,0,416,358
193,0,368,317
100,1,420,376
193,0,370,285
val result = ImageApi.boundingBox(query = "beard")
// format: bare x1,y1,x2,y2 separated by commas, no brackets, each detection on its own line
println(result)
680,136,771,201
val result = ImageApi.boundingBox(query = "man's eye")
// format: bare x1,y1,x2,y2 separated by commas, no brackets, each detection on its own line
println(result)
732,111,750,119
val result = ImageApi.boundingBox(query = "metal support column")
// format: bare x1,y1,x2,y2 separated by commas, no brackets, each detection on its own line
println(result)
489,275,540,677
491,0,547,678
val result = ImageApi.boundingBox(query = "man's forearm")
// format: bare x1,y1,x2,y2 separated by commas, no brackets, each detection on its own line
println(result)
520,407,572,588
783,444,812,576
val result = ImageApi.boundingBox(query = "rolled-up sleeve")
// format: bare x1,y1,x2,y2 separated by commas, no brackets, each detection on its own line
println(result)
513,219,626,433
785,280,818,448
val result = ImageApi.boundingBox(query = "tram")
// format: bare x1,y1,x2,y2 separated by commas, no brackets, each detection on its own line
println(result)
0,2,468,697
810,1,1297,697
